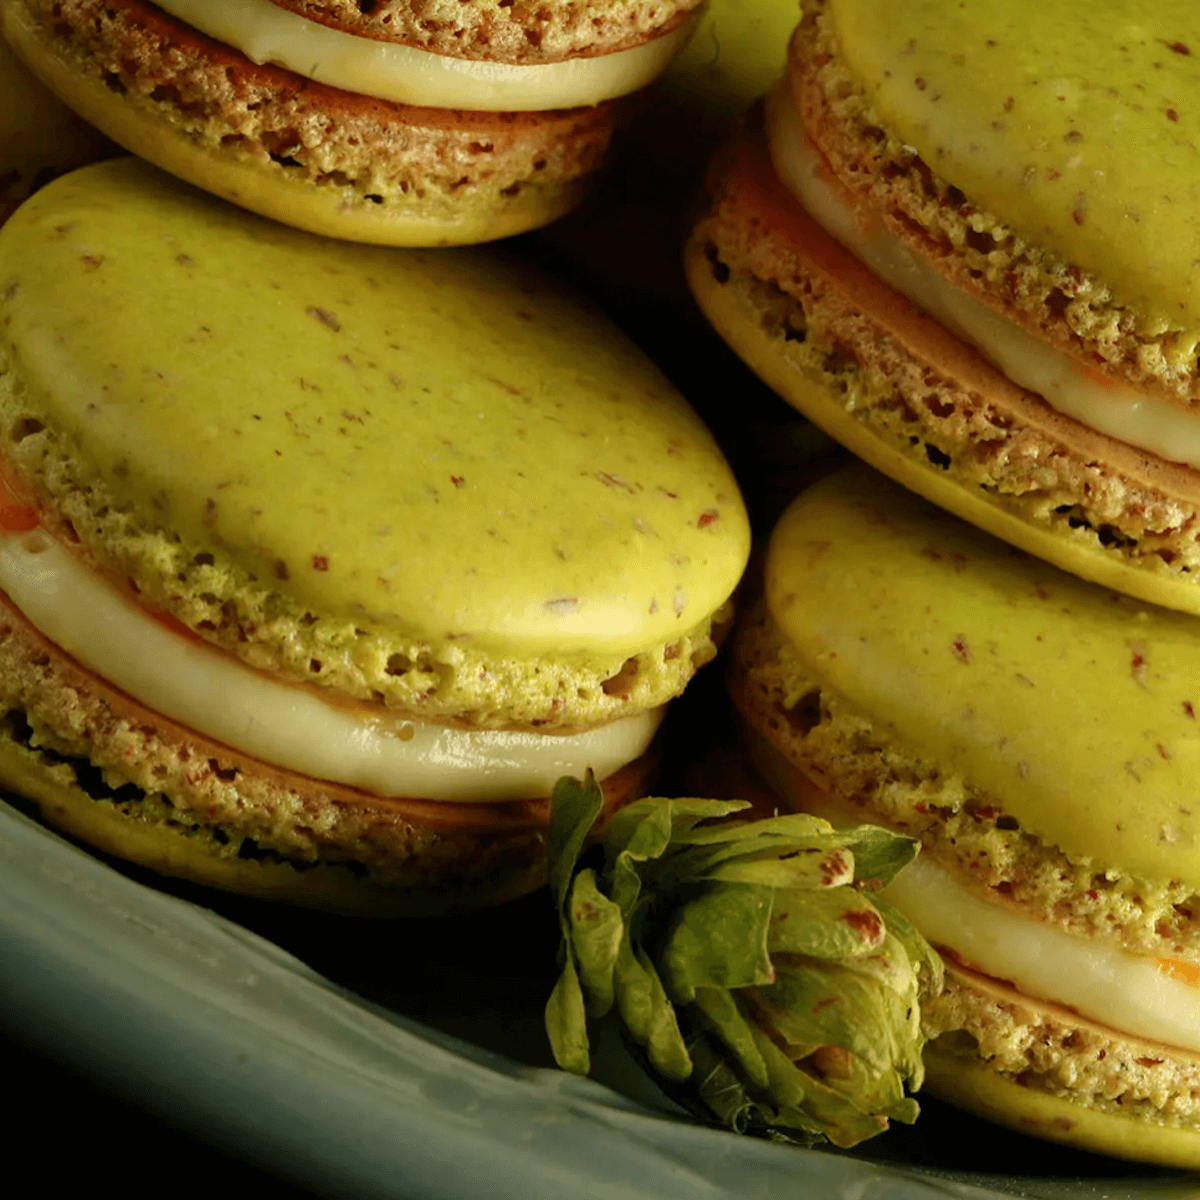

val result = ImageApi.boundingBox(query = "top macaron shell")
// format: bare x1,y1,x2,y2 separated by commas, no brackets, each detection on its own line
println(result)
0,157,750,727
270,0,704,63
685,0,1200,621
747,466,1200,1168
803,0,1200,399
766,467,1200,892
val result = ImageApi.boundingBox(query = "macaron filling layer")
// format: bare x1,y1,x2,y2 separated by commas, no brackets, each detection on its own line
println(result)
154,0,699,111
765,84,1200,471
0,525,662,802
887,854,1200,1056
757,740,1200,1056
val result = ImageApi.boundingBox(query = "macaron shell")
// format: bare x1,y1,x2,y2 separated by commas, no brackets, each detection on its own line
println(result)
0,727,653,916
1,0,608,246
2,727,653,916
0,731,539,916
662,0,796,117
923,1046,1200,1170
0,158,747,663
826,0,1200,336
685,123,1200,616
763,464,1200,891
0,577,657,913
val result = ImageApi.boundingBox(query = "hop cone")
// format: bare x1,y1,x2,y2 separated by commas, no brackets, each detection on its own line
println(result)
544,774,943,1148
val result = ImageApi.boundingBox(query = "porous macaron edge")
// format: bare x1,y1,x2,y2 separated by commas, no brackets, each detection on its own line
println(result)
2,0,613,246
793,0,1198,401
683,120,1200,615
728,598,1200,963
0,340,734,732
921,1008,1195,1166
732,604,1200,1166
271,0,704,65
0,590,655,914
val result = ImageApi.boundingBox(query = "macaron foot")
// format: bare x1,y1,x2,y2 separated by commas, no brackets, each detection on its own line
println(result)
0,588,657,915
924,1032,1200,1171
728,464,1200,1165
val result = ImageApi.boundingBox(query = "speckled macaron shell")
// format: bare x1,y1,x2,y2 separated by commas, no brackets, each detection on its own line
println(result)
919,961,1200,1170
271,0,703,65
685,122,1200,617
0,157,749,727
764,465,1200,892
0,33,111,223
805,0,1200,401
1,0,614,246
923,1045,1200,1169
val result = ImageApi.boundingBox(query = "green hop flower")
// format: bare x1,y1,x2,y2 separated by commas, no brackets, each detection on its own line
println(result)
544,773,943,1148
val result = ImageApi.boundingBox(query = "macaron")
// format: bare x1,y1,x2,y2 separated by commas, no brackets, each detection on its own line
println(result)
1,0,703,245
729,464,1200,1167
0,156,749,915
0,31,111,224
686,0,1200,615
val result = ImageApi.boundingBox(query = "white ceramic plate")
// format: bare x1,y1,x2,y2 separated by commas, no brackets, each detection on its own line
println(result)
3,797,1198,1200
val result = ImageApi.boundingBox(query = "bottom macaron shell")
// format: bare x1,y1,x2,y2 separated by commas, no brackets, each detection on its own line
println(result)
923,963,1200,1171
924,1043,1200,1171
2,0,611,246
0,593,654,916
685,118,1200,617
2,738,653,916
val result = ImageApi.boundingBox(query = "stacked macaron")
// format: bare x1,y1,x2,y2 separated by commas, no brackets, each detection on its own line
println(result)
686,0,1200,1165
730,465,1200,1167
1,0,703,244
0,156,749,913
687,0,1200,615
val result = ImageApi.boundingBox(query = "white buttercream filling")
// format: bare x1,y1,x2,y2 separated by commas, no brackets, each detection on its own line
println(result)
765,84,1200,471
0,529,661,802
885,855,1200,1055
744,733,1200,1055
154,0,698,111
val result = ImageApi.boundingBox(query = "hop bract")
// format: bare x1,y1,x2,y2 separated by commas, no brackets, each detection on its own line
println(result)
544,774,943,1148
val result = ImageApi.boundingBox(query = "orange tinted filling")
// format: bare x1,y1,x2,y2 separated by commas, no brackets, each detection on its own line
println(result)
147,609,206,646
1081,364,1121,391
0,463,38,532
0,452,208,645
1157,958,1200,988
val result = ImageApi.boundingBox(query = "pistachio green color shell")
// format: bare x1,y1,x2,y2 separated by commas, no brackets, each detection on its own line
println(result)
664,0,796,117
0,158,749,665
766,466,1200,890
829,0,1200,337
924,1046,1200,1170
